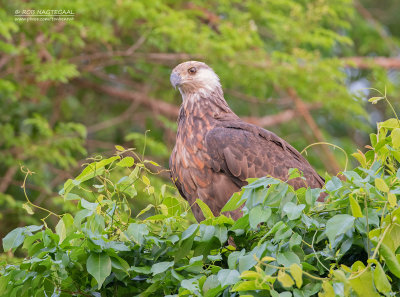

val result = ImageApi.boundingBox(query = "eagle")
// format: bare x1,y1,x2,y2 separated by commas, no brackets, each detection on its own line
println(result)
169,61,325,221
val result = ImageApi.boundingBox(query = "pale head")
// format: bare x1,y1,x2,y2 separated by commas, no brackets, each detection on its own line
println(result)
170,61,221,97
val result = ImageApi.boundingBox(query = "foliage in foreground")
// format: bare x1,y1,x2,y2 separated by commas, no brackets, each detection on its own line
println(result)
1,116,400,297
2,0,400,240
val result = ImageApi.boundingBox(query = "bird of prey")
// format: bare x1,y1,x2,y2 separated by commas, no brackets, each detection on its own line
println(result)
169,61,325,221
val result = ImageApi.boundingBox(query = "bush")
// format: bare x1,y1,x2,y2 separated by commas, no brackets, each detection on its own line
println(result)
1,115,400,297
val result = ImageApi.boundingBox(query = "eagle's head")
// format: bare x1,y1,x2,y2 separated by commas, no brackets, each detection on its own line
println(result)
170,61,221,97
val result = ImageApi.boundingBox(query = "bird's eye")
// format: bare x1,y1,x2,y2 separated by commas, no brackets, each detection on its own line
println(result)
188,67,197,74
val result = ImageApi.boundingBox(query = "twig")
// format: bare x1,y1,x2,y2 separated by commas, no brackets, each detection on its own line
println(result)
343,57,400,69
77,79,319,129
0,166,18,193
86,101,140,133
288,88,341,174
353,0,398,54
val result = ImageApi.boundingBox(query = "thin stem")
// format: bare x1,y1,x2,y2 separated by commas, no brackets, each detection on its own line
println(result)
20,166,61,219
385,97,400,126
301,142,348,172
259,260,328,281
371,223,391,261
312,230,330,271
362,193,370,257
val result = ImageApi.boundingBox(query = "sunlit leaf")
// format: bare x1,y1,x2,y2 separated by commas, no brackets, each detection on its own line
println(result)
349,195,363,218
22,203,34,215
375,178,389,193
116,156,135,167
277,270,294,288
290,263,303,288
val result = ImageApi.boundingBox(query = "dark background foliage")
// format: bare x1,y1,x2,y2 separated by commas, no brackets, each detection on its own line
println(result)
1,0,400,248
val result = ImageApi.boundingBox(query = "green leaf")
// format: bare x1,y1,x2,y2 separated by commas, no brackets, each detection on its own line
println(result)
87,253,111,289
116,156,134,167
214,225,228,244
74,209,92,228
55,219,67,244
290,263,303,288
282,202,305,220
371,261,391,293
380,118,400,129
144,160,161,167
277,252,300,267
249,205,271,229
182,224,199,241
142,175,150,186
368,96,384,104
289,233,302,249
151,261,174,275
261,256,276,262
388,192,397,208
221,191,245,213
349,268,380,297
115,145,125,151
22,203,34,215
349,195,363,218
80,198,98,211
2,227,25,252
379,243,400,278
125,223,149,245
392,128,400,148
64,193,81,201
277,270,294,288
231,280,269,291
217,269,240,287
136,204,154,218
325,214,355,244
375,178,389,193
196,199,215,219
240,271,260,280
320,281,335,297
64,156,120,194
352,150,367,168
288,168,302,180
199,225,215,242
55,214,74,244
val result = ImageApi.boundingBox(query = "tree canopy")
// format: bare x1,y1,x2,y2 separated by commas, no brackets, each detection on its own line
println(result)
1,1,400,295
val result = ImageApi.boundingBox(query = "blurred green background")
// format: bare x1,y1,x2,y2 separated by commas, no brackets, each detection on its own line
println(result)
0,0,399,249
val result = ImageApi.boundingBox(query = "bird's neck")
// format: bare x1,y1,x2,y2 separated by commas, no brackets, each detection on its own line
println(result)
179,87,233,120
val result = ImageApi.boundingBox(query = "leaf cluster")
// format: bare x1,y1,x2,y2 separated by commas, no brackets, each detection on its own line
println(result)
1,115,400,296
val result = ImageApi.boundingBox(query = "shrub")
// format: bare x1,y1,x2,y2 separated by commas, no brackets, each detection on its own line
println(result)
1,115,400,297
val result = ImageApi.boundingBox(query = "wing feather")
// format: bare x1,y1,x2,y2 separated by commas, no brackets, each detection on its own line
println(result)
205,122,325,189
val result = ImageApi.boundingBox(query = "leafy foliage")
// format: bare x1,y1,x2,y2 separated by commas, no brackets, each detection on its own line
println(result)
1,115,400,296
1,0,400,242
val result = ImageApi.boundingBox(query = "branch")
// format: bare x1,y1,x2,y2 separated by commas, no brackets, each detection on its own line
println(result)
243,104,321,127
71,51,197,64
77,79,319,128
354,0,398,53
287,88,342,175
75,79,180,119
0,166,18,193
343,57,400,69
86,101,140,133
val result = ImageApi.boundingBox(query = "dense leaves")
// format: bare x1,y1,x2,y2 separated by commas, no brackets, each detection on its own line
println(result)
1,0,400,242
1,116,400,296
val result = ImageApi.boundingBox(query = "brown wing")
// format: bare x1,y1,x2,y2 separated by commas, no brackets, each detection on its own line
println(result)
205,121,325,191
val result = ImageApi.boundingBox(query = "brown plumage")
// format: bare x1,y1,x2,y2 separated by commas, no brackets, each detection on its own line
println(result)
169,61,325,221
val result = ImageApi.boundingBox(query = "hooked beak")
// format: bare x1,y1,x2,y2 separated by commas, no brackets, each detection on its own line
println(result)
170,72,181,89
